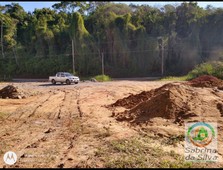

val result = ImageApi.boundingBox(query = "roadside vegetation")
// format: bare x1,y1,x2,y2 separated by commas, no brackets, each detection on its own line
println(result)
1,2,223,78
93,75,112,82
161,61,223,81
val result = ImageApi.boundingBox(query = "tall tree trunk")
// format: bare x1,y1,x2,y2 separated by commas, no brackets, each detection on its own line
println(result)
1,20,5,59
13,46,19,66
72,38,75,74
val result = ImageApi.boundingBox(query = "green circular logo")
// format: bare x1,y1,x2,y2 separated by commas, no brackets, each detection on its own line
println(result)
187,122,215,147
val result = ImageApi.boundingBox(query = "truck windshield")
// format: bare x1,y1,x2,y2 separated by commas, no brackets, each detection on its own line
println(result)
65,73,73,77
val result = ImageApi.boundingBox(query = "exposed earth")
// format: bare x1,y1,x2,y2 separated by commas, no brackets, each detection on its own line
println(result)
0,77,223,168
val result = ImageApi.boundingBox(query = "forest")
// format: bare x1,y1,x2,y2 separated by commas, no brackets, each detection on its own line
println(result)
0,1,223,78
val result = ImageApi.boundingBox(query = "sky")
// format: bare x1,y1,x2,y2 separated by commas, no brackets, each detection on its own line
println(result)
0,1,223,13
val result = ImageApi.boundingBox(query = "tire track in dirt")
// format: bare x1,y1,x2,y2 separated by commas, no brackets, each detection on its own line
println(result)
27,94,54,118
0,93,55,149
56,90,67,119
0,89,71,168
47,90,67,119
5,93,52,120
6,92,54,120
10,88,83,168
22,90,64,120
55,88,77,120
54,88,85,168
14,92,62,130
76,88,83,117
5,98,38,120
40,88,82,168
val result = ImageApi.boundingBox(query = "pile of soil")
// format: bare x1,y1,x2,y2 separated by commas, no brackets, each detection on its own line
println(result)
116,83,196,123
188,75,223,88
110,91,155,109
113,83,223,124
0,85,25,99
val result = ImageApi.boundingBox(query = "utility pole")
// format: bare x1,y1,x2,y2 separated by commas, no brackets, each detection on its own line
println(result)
72,38,75,74
101,51,104,75
1,20,5,59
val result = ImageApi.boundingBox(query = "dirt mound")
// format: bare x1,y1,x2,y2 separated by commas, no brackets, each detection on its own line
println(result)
113,83,223,124
110,83,183,109
0,85,26,99
114,83,202,124
188,75,223,88
110,91,155,109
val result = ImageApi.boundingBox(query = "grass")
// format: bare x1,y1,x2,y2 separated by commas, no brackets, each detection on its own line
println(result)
161,134,185,146
93,135,204,168
160,75,189,81
95,126,112,139
0,112,7,119
68,118,83,134
93,74,112,82
0,140,7,155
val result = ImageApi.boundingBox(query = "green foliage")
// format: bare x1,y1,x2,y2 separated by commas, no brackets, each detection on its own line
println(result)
162,61,223,80
161,75,189,81
1,2,223,78
93,75,112,82
187,61,223,80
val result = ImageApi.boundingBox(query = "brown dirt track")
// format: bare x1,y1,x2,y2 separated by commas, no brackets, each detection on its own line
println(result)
0,80,223,168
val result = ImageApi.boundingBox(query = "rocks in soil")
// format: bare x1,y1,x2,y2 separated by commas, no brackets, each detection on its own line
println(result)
0,85,26,99
90,78,98,82
44,128,55,133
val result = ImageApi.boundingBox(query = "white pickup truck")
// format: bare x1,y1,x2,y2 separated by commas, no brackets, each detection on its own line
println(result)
49,72,80,85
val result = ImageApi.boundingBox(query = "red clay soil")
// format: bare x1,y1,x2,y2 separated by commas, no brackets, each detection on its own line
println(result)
110,83,183,109
114,83,198,123
187,75,223,88
110,75,223,124
110,90,155,109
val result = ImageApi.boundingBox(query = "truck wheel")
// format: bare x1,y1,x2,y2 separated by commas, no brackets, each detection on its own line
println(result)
52,79,56,85
75,82,78,84
66,79,71,85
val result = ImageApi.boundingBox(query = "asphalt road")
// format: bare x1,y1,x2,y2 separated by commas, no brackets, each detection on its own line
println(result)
11,77,161,83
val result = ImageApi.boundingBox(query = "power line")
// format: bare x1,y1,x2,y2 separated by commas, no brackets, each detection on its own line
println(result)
1,49,223,59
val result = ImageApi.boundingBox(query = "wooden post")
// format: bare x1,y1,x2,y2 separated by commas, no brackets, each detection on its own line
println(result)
72,39,75,74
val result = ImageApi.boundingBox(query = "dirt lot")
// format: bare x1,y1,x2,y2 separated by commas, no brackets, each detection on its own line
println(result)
0,80,223,168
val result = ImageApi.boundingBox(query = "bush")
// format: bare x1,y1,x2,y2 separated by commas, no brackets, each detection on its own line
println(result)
93,74,112,82
161,61,223,81
187,61,223,80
